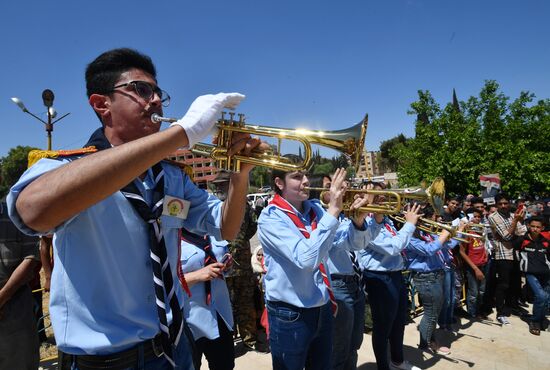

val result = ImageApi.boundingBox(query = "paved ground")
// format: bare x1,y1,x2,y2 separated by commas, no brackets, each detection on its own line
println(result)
39,233,550,369
39,312,550,370
223,311,550,370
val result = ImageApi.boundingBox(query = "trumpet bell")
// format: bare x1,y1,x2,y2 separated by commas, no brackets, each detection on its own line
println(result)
191,112,369,173
394,178,446,215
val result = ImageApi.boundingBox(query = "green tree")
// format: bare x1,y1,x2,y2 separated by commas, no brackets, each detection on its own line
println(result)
312,162,334,176
0,146,38,198
249,166,271,189
394,81,550,196
379,134,408,172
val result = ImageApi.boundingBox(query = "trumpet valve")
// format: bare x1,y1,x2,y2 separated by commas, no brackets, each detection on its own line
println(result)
238,113,245,126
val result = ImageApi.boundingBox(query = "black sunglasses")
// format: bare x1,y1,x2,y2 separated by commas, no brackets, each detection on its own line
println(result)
111,80,170,107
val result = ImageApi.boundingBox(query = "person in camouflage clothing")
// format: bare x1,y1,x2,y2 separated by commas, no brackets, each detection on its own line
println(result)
212,171,269,353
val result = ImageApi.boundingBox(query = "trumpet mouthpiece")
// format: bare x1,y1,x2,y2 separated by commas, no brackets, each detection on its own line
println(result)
151,113,177,124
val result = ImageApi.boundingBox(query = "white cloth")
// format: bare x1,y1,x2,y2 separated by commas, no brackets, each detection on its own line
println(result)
172,92,245,148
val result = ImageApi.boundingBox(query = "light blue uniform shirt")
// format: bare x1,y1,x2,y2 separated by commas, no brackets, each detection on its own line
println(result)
358,217,416,272
325,215,380,275
180,237,233,341
7,157,223,355
258,199,374,308
405,233,459,273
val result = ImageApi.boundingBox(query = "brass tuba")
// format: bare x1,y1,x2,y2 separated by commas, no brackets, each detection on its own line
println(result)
189,112,368,173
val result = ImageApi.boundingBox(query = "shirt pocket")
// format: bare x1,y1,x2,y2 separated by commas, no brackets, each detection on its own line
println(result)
161,214,184,229
180,248,202,273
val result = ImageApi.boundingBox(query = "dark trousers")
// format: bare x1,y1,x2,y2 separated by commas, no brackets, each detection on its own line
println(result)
495,260,515,317
363,271,407,370
331,275,365,370
481,258,496,313
194,314,235,370
32,289,48,342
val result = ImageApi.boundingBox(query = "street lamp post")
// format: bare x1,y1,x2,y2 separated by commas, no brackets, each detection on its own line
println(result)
11,89,70,151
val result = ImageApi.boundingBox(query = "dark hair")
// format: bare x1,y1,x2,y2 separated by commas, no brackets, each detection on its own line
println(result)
85,48,157,124
470,196,484,205
495,192,509,204
307,174,326,200
421,204,435,219
466,207,483,217
85,48,157,98
270,155,303,195
446,195,460,203
527,216,544,225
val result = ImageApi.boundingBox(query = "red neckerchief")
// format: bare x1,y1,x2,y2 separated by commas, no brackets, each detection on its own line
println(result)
385,222,397,236
176,229,192,297
268,194,337,316
269,194,317,236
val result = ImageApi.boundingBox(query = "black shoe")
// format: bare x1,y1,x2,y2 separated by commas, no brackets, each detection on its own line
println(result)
529,322,541,336
517,300,529,308
254,341,270,353
454,307,470,318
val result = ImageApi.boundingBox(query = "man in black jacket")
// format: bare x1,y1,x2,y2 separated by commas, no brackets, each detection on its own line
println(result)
514,216,550,335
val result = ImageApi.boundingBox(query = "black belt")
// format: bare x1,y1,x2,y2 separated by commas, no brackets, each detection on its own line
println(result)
58,334,164,370
330,274,357,282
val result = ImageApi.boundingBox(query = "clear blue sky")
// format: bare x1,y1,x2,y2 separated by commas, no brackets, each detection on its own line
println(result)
2,0,549,158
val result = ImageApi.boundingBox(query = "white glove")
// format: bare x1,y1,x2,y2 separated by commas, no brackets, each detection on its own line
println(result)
171,92,245,148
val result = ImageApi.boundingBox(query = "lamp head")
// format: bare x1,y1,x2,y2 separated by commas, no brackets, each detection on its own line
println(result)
42,89,55,108
48,107,57,119
11,97,28,112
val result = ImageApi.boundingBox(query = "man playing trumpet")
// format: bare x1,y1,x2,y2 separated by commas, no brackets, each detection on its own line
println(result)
8,48,263,370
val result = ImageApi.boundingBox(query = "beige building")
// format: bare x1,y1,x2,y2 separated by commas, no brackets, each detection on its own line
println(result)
167,149,218,188
356,150,382,178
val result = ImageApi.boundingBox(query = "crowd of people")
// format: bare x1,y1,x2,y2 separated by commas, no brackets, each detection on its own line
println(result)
0,47,549,370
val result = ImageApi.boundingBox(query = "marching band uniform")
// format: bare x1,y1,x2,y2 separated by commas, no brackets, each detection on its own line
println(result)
180,235,234,370
325,214,377,370
406,232,458,353
358,217,416,370
7,140,222,366
258,195,374,370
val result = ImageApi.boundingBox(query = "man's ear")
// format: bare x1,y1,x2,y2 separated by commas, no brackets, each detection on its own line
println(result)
274,177,285,192
89,94,111,123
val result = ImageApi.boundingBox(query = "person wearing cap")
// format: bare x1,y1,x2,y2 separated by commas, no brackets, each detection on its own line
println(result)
7,48,263,369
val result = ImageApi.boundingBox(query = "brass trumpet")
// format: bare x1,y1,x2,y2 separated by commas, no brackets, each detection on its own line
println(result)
152,112,368,173
305,178,446,216
419,218,484,243
304,187,403,216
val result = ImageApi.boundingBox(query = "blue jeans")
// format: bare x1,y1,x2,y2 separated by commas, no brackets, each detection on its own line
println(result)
526,274,550,324
413,270,444,348
330,275,365,370
438,269,455,329
267,300,333,370
64,332,195,370
363,270,407,370
465,264,488,317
